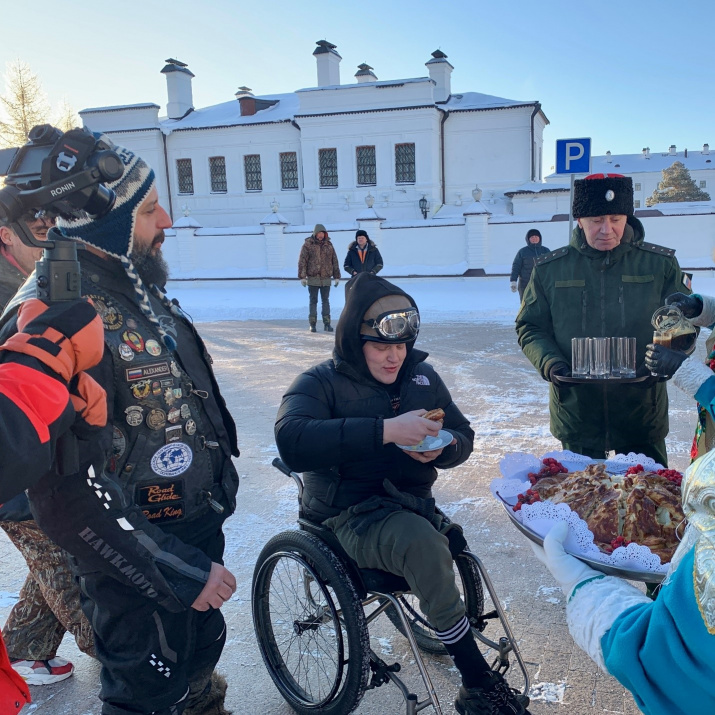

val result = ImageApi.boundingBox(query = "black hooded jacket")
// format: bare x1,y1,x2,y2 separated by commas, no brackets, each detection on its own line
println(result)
274,273,474,522
343,239,384,276
510,234,550,285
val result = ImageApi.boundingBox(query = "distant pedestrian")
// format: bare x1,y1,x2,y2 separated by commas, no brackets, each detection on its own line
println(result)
510,229,549,300
344,229,383,277
298,223,341,332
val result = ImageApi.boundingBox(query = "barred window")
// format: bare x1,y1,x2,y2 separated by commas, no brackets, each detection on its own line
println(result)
634,182,641,191
244,154,262,191
176,158,194,194
395,143,415,183
319,148,338,188
209,156,227,193
356,145,376,186
634,200,641,208
701,180,707,189
280,152,299,190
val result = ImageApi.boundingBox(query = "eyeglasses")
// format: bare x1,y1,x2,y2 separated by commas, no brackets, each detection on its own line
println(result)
363,308,420,341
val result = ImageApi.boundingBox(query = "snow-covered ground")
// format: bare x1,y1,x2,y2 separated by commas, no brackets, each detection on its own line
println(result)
167,273,715,324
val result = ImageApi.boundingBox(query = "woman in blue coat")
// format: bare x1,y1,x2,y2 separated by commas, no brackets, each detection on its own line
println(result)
532,450,715,715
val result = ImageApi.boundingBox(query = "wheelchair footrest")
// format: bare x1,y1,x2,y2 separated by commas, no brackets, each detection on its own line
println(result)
367,653,401,690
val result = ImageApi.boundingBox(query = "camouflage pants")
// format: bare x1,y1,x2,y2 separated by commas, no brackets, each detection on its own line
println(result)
0,520,95,661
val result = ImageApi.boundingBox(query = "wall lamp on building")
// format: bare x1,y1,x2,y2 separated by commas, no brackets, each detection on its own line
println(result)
419,195,429,219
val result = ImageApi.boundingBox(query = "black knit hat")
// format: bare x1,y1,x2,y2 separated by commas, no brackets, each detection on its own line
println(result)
573,174,634,218
355,229,369,240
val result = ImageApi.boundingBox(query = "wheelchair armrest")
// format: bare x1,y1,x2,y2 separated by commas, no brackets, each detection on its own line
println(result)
272,457,304,501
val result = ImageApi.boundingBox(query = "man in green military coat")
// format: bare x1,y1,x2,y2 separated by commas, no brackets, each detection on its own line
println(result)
515,174,691,466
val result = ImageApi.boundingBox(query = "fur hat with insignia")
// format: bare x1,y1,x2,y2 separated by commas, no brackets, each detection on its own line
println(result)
572,173,634,219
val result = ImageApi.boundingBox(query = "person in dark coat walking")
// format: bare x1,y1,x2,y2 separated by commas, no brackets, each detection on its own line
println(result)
275,273,530,715
510,229,550,300
343,229,383,277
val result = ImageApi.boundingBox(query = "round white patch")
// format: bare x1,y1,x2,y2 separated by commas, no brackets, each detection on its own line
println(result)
150,442,193,477
605,189,615,201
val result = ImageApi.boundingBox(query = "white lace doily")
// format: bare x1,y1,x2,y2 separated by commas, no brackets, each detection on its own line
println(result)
491,451,669,575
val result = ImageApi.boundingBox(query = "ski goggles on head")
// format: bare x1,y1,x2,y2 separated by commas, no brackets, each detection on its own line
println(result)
362,308,420,342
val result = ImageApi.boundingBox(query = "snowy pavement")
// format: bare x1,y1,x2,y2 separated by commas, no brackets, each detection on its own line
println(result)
3,277,701,714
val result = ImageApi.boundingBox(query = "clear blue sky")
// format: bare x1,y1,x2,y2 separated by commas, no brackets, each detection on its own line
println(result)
2,0,712,166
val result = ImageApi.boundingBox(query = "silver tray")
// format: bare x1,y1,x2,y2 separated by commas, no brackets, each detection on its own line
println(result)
500,501,665,584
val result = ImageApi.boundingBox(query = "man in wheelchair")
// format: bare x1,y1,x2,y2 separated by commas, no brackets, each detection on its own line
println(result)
275,273,530,715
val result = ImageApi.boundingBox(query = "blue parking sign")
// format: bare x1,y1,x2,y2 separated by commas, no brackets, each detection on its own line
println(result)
556,138,591,174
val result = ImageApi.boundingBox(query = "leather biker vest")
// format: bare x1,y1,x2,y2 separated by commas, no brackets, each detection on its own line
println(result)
87,283,232,526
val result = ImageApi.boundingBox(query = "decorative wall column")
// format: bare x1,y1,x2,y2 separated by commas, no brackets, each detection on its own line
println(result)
355,193,386,247
260,202,290,274
172,213,202,274
463,186,490,270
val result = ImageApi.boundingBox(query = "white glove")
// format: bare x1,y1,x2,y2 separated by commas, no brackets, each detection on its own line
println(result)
530,521,600,599
300,278,308,287
334,279,339,287
510,281,518,293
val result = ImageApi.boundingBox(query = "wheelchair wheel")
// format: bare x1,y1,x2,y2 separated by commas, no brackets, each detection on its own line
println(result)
252,530,371,715
386,553,485,654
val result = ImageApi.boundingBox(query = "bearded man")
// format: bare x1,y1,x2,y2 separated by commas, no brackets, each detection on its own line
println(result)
2,136,239,715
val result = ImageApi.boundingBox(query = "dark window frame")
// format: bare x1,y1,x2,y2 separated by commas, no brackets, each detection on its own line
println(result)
319,148,338,188
356,145,376,186
208,156,227,193
176,158,194,194
395,143,416,184
244,154,263,192
280,152,299,190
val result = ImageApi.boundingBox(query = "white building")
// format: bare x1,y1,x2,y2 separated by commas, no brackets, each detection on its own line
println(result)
80,44,548,229
546,145,713,209
78,43,715,278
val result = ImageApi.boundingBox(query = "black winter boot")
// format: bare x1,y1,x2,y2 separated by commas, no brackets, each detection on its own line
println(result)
309,323,317,333
455,671,530,715
183,672,232,715
323,322,333,332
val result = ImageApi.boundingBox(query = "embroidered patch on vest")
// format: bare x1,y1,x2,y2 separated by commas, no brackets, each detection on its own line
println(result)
142,503,185,523
412,375,430,386
137,479,184,506
150,442,193,477
125,362,171,382
87,294,123,331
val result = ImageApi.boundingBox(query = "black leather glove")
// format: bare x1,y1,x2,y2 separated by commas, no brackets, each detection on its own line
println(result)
548,362,571,382
665,292,703,318
645,343,689,378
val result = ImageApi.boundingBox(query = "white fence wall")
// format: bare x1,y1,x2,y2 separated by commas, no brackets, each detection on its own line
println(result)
162,208,715,280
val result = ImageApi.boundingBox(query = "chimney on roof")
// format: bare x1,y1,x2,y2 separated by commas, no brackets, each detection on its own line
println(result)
643,147,650,159
426,49,453,103
606,151,612,163
355,63,378,83
161,58,194,120
704,143,710,155
314,40,341,87
669,144,676,155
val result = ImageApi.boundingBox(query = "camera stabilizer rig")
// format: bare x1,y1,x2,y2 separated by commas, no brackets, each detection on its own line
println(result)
0,124,124,302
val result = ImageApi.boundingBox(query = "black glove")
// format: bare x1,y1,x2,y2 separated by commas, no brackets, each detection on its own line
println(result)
548,362,571,382
645,343,689,378
665,292,703,319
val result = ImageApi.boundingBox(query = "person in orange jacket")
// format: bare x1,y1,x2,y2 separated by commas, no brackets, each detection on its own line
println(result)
0,296,107,713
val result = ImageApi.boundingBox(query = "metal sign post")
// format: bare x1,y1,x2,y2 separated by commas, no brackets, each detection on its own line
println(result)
556,138,591,241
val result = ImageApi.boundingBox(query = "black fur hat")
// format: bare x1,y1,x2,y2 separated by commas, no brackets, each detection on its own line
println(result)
573,174,634,218
355,229,369,240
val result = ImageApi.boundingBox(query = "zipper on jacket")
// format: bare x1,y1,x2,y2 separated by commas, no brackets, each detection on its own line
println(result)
200,490,224,514
619,285,625,328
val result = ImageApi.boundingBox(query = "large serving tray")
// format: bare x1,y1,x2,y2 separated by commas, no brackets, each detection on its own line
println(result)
553,374,651,385
500,500,665,584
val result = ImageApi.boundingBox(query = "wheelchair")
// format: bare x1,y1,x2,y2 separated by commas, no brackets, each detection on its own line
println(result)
251,458,530,715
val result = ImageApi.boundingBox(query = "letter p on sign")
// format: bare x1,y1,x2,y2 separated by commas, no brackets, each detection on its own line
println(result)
556,138,591,174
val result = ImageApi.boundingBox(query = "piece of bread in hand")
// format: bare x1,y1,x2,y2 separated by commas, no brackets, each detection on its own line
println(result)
423,408,445,422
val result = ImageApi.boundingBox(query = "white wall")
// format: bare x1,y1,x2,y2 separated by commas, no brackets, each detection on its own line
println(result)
162,207,715,281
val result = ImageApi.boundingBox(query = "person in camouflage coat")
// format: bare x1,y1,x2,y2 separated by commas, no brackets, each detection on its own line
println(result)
516,174,690,466
297,223,341,332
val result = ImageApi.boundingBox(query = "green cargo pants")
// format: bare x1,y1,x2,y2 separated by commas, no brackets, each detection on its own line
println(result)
325,509,464,632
